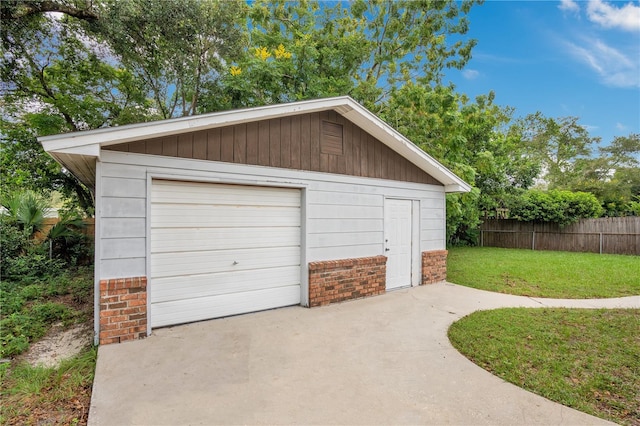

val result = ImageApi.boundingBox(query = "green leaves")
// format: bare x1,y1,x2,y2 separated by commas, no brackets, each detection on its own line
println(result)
2,0,248,212
509,190,603,226
1,191,51,239
522,114,640,216
215,0,480,110
96,0,248,117
380,84,539,244
522,114,599,190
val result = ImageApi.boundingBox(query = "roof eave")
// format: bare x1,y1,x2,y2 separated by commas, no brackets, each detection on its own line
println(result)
39,96,470,193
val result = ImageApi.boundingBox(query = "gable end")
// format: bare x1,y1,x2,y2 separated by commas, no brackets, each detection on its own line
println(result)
105,111,442,186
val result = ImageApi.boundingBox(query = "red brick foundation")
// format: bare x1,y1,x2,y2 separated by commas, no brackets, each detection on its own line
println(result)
309,256,386,307
99,277,147,345
421,250,448,285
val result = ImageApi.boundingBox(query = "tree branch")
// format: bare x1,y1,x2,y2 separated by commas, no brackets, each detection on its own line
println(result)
2,0,99,22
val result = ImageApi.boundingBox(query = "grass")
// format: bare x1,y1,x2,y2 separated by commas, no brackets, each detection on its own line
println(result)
447,247,640,298
0,267,93,358
0,346,97,425
448,308,640,425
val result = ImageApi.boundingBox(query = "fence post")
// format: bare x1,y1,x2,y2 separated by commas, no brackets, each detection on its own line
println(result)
532,230,535,251
480,230,484,247
599,233,603,254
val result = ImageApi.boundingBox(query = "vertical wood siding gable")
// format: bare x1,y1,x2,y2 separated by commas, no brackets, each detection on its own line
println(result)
104,111,442,185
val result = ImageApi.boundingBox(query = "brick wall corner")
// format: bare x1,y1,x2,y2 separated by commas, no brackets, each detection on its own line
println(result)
421,250,447,285
99,276,147,345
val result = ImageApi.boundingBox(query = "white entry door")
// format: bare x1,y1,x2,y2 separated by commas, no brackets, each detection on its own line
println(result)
384,199,412,290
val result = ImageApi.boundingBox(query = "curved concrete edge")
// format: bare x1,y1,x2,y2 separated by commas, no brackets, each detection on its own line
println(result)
434,281,640,314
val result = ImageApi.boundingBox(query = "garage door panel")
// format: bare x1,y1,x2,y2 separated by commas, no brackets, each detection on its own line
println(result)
151,266,300,303
151,285,301,328
151,246,300,278
151,180,301,329
152,190,300,207
151,205,300,228
151,227,300,253
152,181,300,207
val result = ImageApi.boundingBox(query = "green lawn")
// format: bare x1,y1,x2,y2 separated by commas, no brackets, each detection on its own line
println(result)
447,247,640,298
449,308,640,426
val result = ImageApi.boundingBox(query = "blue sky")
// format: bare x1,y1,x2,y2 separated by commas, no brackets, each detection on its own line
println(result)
444,0,640,147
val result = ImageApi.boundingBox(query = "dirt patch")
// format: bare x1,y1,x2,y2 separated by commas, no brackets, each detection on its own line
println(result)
24,322,93,368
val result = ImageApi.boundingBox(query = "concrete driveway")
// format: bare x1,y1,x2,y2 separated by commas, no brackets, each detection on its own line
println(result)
89,282,639,425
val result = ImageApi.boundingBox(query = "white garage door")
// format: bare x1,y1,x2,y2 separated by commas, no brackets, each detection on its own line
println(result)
150,180,301,328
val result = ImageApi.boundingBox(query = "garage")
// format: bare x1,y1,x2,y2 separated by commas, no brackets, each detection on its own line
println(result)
149,180,301,328
41,96,471,345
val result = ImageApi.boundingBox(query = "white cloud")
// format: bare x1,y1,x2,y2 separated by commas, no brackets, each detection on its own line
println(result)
462,69,479,80
587,0,640,32
558,0,580,14
564,37,640,87
616,122,628,131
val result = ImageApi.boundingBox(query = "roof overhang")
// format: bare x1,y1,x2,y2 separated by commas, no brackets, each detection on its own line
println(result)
39,96,471,193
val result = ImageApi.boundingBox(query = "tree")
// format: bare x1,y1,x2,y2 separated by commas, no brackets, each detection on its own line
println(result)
207,0,480,110
0,124,95,211
540,133,640,216
600,134,640,168
2,9,151,211
1,1,99,22
522,113,600,189
95,0,248,118
1,0,247,212
380,84,539,243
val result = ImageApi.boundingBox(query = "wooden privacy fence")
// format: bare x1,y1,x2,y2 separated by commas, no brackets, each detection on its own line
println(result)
40,218,95,239
480,217,640,255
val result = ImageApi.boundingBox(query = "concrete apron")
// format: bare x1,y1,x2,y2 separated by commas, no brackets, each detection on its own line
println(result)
89,282,639,425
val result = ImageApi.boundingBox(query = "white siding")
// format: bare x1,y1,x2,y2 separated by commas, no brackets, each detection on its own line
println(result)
99,160,147,278
97,151,447,280
421,197,446,252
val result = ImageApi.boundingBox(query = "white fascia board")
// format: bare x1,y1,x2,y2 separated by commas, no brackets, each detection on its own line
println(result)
444,183,472,193
55,143,101,157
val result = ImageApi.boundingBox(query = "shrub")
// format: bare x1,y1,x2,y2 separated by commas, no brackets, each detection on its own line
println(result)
47,213,93,266
0,219,65,282
509,190,603,226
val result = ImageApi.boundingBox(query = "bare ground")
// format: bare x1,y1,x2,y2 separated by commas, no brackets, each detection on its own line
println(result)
24,322,93,368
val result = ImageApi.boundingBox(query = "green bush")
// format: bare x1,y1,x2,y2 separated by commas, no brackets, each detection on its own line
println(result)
509,190,603,226
0,219,66,282
47,213,93,266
